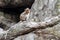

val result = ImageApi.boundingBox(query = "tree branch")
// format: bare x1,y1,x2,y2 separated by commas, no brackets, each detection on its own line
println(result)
2,15,60,40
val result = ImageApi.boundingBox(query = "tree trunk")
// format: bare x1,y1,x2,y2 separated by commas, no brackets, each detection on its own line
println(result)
28,0,57,22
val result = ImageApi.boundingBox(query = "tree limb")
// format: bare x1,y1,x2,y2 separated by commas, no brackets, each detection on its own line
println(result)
2,15,60,40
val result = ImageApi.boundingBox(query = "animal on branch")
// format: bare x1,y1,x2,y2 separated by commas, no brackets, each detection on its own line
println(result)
20,8,30,21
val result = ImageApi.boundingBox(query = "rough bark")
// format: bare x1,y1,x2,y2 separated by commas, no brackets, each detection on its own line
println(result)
0,0,59,40
28,0,57,22
0,15,60,40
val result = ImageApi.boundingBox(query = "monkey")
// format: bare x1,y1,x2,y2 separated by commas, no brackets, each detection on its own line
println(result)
20,8,30,21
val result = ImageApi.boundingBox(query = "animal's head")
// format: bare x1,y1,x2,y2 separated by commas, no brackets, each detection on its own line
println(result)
25,8,30,14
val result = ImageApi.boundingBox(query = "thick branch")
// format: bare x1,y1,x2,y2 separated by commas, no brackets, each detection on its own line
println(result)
3,15,60,40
